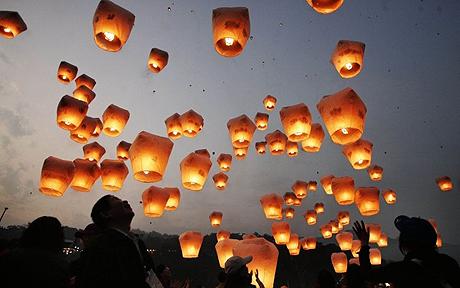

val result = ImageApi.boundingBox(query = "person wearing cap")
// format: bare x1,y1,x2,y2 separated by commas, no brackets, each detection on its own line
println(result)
353,216,460,288
223,255,265,288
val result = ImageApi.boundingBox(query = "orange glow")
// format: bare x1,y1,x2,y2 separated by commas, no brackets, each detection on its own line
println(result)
209,211,223,227
331,252,347,273
263,95,277,111
272,222,291,245
320,175,335,195
336,232,353,251
355,187,380,216
342,139,373,170
331,176,355,205
179,231,203,258
260,193,283,220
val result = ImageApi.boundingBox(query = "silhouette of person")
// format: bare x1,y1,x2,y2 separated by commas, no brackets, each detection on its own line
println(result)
313,269,336,288
223,256,265,288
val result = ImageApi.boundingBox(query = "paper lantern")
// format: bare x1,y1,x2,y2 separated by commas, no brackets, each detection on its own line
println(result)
284,192,297,206
428,219,438,233
39,156,75,197
355,187,380,216
308,181,317,192
73,86,96,104
320,175,335,195
142,186,170,217
180,151,212,191
254,112,269,130
284,207,295,219
286,233,299,251
306,0,344,14
100,159,128,191
366,223,382,244
215,239,239,268
342,139,373,170
329,220,340,234
233,146,248,160
336,232,353,251
378,232,388,247
102,104,130,137
436,176,453,192
217,153,232,172
279,103,312,142
292,180,308,199
212,7,250,57
260,193,283,220
368,165,383,181
179,109,204,137
351,240,361,257
314,202,325,214
369,248,381,265
116,141,131,161
57,61,78,84
179,231,203,258
337,211,350,226
331,252,347,273
212,172,229,190
255,141,267,154
331,40,365,78
382,189,397,205
70,159,100,192
320,224,333,239
93,0,135,52
164,187,180,211
263,95,277,111
69,117,98,144
304,210,317,225
272,222,291,245
331,176,355,205
56,95,88,131
75,74,96,90
216,230,231,242
148,48,169,73
286,141,298,157
301,237,317,250
0,11,27,39
243,234,257,240
317,87,367,145
164,113,182,140
91,118,103,137
195,149,211,158
289,247,300,256
83,142,106,162
292,197,302,206
301,123,325,152
436,234,442,248
227,114,257,148
129,131,174,183
209,211,223,227
233,238,278,288
349,258,360,266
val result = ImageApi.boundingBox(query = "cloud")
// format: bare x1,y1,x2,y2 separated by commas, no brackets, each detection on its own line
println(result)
0,106,34,137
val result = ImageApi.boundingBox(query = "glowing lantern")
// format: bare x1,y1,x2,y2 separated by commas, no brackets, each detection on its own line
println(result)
292,197,302,206
284,207,295,219
304,210,317,225
284,192,297,206
342,139,373,170
93,0,135,52
73,86,96,104
320,175,335,195
75,74,96,90
331,176,355,205
83,142,106,163
195,149,210,158
70,159,100,192
233,146,248,160
289,246,300,256
213,172,229,190
286,233,299,250
233,237,278,288
212,7,250,57
254,112,269,130
215,239,239,268
263,95,277,111
292,180,308,199
142,186,170,217
209,211,223,227
116,141,131,160
179,109,204,137
279,103,312,142
308,181,317,192
100,159,128,191
331,40,365,78
148,48,168,73
320,224,333,239
351,240,361,257
179,231,203,258
0,11,27,39
382,189,397,205
331,252,347,273
365,223,382,244
329,220,340,234
129,131,174,183
260,193,283,220
272,222,291,245
316,87,367,145
436,176,453,191
369,248,381,265
91,119,103,137
217,153,232,171
286,141,298,157
56,95,88,131
301,237,317,250
243,234,256,240
349,258,360,266
255,141,267,154
337,211,350,226
436,234,442,248
57,61,78,84
378,233,388,247
164,113,182,140
39,156,75,197
164,187,180,211
314,202,325,214
180,151,212,191
306,0,344,14
336,232,353,251
216,230,231,242
102,104,130,137
301,123,325,152
70,117,100,144
227,114,257,148
368,165,383,181
355,187,380,216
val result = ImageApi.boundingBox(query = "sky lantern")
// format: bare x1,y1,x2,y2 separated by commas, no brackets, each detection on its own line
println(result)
56,95,88,131
212,7,250,57
83,142,106,163
164,113,182,140
100,159,128,191
366,223,382,244
102,104,130,137
272,222,291,245
212,172,229,190
70,159,100,192
179,109,204,137
317,87,367,145
320,175,334,195
331,40,365,78
331,176,355,205
227,114,257,148
263,95,277,111
304,210,317,225
329,220,340,234
349,258,360,266
428,219,438,233
289,246,300,256
331,252,347,273
342,139,373,170
337,211,350,226
382,189,397,205
215,239,239,268
355,187,380,216
91,118,103,137
320,224,333,239
39,156,75,197
351,240,361,258
148,48,169,73
378,232,388,247
0,11,27,39
260,193,283,220
368,165,383,181
129,131,174,183
286,141,298,157
284,192,297,206
436,176,453,191
179,231,203,258
254,112,269,130
70,117,99,144
314,202,325,214
217,230,231,242
306,0,344,14
292,180,308,199
209,211,223,227
116,141,131,160
436,234,442,248
233,146,248,160
284,207,295,219
217,153,232,172
233,237,278,288
164,187,180,211
292,197,302,207
75,74,96,90
242,234,257,240
279,103,312,142
301,123,325,153
255,141,267,154
308,181,317,192
286,233,299,250
142,186,170,217
336,232,353,251
180,151,212,191
369,248,382,265
92,0,135,52
301,237,317,250
57,61,78,84
73,86,96,104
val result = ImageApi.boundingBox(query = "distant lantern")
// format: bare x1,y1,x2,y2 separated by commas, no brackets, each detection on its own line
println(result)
314,202,325,214
320,175,335,195
286,141,298,157
255,141,267,154
292,197,302,206
73,86,96,104
92,118,103,137
368,165,383,181
56,95,88,131
70,159,100,192
292,180,308,199
75,74,96,90
355,187,380,216
337,211,350,226
317,87,367,145
179,109,204,137
289,246,300,256
284,192,297,206
286,233,299,251
285,207,295,219
129,131,174,183
215,239,239,268
227,114,257,148
216,230,231,242
263,95,277,111
39,156,75,197
336,232,353,251
102,104,130,137
57,61,78,84
180,151,212,191
279,103,312,142
301,237,317,250
304,210,317,225
331,176,355,205
93,0,135,52
382,189,397,205
116,141,131,160
233,238,279,288
179,231,203,258
195,149,211,158
0,11,27,39
329,220,340,234
148,48,169,73
320,224,333,239
254,112,269,130
351,240,361,257
70,117,100,144
100,159,128,191
349,258,360,266
378,232,388,247
212,7,250,57
272,222,291,245
331,252,348,273
436,176,453,192
342,139,373,170
260,193,284,220
306,0,344,14
164,113,182,140
331,40,365,78
164,187,180,211
436,234,442,248
217,153,232,172
233,146,248,160
308,181,317,192
83,142,106,162
213,172,229,190
366,223,382,244
369,248,381,265
301,123,325,152
142,186,170,217
209,211,223,227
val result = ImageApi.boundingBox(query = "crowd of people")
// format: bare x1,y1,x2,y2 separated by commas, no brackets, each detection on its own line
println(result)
0,195,459,288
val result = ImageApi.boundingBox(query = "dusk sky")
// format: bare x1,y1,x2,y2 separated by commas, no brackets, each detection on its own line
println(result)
1,0,459,246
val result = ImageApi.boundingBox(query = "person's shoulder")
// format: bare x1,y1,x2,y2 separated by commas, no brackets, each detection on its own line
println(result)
436,253,460,267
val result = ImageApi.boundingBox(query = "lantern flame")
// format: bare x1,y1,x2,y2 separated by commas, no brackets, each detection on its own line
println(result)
224,37,234,46
345,63,353,70
103,31,115,41
341,128,349,135
4,27,11,33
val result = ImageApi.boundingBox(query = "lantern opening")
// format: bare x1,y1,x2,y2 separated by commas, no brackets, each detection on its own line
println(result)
224,37,234,46
103,31,115,41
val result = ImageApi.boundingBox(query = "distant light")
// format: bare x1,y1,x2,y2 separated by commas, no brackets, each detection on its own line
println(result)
341,128,349,135
64,121,71,126
224,37,234,46
345,63,353,70
151,63,158,69
62,75,67,80
4,27,11,33
109,127,116,132
358,159,363,165
103,32,115,42
143,170,150,175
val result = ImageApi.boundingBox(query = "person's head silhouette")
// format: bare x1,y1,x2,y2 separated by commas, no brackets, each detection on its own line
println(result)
394,215,437,255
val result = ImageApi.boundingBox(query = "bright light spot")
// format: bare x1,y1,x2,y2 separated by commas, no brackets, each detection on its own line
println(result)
341,128,349,135
187,129,193,133
89,158,94,161
345,63,353,70
62,75,67,80
224,37,234,46
77,134,84,139
64,121,71,125
172,130,179,135
109,127,116,132
151,62,158,69
103,32,115,41
294,131,303,136
4,27,11,33
143,170,150,175
357,159,364,165
238,138,244,143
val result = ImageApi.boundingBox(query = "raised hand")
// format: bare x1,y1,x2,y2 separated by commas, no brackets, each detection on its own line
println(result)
353,220,369,246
